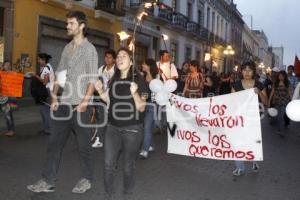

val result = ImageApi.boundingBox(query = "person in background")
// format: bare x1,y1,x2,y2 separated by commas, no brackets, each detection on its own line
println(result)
287,65,298,93
0,61,16,136
183,60,203,98
176,61,189,95
139,58,158,159
95,47,148,200
202,75,216,97
264,73,273,99
34,53,55,135
219,73,231,95
156,50,178,133
268,71,292,136
92,49,116,148
156,50,178,82
231,60,268,176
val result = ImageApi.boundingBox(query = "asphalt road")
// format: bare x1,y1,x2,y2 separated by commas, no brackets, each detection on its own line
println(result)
0,106,299,200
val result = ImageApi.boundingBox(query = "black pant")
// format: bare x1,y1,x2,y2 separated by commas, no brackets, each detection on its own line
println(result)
104,123,143,196
42,105,94,184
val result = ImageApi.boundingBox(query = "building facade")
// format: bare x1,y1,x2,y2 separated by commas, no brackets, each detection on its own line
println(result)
272,46,284,70
2,0,122,99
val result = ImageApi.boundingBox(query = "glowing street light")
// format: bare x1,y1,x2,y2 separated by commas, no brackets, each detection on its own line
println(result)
204,53,211,62
258,62,265,69
223,45,235,55
223,45,235,73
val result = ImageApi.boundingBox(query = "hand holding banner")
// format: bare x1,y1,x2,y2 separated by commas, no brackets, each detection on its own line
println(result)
0,71,24,97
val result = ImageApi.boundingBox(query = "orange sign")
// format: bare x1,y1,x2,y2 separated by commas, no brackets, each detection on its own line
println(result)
0,71,24,97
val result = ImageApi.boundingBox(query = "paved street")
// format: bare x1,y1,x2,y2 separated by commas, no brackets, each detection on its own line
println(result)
0,106,300,200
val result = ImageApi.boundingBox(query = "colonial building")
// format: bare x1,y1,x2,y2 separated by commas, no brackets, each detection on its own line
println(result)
271,46,284,70
124,0,245,73
253,30,273,70
242,24,259,61
1,0,122,100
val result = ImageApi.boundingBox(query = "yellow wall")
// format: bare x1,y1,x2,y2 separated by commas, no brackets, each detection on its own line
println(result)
13,0,121,72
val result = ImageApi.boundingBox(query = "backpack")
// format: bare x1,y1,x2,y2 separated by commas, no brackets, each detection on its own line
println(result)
30,66,50,104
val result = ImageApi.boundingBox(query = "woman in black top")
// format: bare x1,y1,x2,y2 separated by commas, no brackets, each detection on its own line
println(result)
95,48,148,199
139,58,158,159
231,60,268,176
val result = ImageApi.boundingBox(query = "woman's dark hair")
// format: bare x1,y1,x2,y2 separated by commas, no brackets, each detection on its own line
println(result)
190,60,200,72
109,47,139,87
241,60,256,78
66,10,88,36
275,70,289,88
181,61,189,68
145,58,158,78
38,53,52,63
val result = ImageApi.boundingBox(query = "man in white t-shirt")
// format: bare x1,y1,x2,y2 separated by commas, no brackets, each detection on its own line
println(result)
40,63,55,92
156,50,178,82
98,50,116,90
92,49,116,148
156,50,178,134
34,53,55,135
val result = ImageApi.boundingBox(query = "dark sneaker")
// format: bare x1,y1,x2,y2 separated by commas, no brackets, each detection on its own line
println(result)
232,168,244,176
27,179,55,193
252,163,259,172
72,178,91,194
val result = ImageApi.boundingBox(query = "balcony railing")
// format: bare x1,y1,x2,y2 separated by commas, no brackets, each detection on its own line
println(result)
129,0,143,7
200,28,209,40
126,1,227,46
172,12,188,29
95,0,125,16
187,21,200,35
156,3,173,23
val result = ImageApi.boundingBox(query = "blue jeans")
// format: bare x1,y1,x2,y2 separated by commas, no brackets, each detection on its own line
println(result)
1,103,15,131
104,123,143,195
42,105,94,184
0,103,15,131
40,104,51,132
142,104,156,151
275,105,286,132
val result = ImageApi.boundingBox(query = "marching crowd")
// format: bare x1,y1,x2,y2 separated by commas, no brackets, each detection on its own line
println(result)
0,10,299,200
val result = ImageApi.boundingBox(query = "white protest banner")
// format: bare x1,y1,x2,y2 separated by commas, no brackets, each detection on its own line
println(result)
167,89,263,161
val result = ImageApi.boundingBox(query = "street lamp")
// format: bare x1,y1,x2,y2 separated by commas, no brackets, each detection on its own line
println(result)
223,45,235,73
204,51,212,73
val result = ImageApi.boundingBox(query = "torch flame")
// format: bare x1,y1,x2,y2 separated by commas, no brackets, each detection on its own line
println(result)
128,40,135,52
161,34,169,41
144,3,152,9
137,11,148,21
117,31,130,41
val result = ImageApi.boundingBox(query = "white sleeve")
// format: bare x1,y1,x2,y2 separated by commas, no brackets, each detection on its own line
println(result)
40,67,50,79
171,63,178,78
292,82,300,100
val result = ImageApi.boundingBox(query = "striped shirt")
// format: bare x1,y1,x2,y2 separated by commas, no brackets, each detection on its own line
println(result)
56,38,98,105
